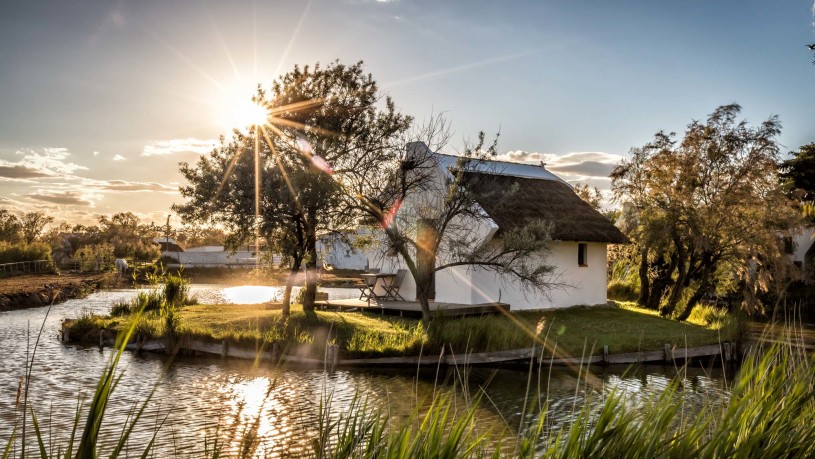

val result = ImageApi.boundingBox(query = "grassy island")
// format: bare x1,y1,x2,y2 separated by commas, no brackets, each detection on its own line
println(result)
65,278,738,360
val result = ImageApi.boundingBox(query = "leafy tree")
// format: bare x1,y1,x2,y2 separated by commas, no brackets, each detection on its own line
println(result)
99,212,160,260
176,61,411,313
574,184,603,211
172,224,228,248
63,213,159,261
346,117,556,322
74,243,115,273
780,142,815,221
0,209,22,243
612,104,800,320
20,211,54,244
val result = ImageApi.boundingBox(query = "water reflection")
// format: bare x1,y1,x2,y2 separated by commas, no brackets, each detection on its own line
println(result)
0,286,731,457
191,284,358,305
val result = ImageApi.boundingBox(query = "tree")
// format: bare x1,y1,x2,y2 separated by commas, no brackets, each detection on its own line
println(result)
20,211,54,244
780,143,815,221
345,117,556,322
98,212,160,260
176,61,412,314
0,209,22,243
612,104,800,320
574,184,603,211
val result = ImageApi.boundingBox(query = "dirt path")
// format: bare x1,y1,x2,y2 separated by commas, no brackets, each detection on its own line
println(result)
0,273,122,311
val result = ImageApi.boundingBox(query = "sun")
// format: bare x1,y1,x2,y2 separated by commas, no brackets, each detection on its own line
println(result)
231,98,268,129
215,78,269,131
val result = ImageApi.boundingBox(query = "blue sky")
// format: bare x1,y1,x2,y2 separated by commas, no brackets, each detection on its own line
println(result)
1,0,814,223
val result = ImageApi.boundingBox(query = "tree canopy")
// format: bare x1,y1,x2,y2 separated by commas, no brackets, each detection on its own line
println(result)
175,61,411,313
612,104,800,319
780,142,815,221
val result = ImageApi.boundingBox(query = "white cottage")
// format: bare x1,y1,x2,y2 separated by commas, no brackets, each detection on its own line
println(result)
361,145,628,310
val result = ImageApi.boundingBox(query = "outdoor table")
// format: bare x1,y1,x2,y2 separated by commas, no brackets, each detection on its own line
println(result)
359,273,397,306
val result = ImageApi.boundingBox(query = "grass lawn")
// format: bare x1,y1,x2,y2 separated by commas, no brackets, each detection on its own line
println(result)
70,300,738,360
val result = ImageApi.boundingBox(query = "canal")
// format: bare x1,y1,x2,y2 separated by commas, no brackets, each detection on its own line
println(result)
0,286,730,457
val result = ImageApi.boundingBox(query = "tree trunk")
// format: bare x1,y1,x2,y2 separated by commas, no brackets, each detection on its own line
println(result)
676,257,717,321
646,252,675,312
301,231,318,312
664,234,689,315
415,272,433,323
637,247,650,307
281,255,301,317
676,281,709,322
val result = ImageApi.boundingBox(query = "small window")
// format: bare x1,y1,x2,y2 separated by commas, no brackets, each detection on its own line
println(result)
578,243,588,267
783,237,795,255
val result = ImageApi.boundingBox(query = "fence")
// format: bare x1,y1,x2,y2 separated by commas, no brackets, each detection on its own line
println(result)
0,260,52,278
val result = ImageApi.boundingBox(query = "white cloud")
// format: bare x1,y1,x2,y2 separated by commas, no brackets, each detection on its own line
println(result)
142,138,219,156
492,150,625,205
495,150,623,181
112,154,126,161
0,147,88,177
93,151,100,157
25,190,96,207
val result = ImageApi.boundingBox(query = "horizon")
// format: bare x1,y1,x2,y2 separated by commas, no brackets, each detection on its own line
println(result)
2,0,815,226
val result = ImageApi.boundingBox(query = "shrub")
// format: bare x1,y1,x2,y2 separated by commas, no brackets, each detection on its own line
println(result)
162,274,191,306
110,301,132,316
608,281,639,301
74,243,115,273
0,241,56,273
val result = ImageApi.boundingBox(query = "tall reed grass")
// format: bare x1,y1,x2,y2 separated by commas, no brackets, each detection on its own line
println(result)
314,340,815,458
9,305,813,457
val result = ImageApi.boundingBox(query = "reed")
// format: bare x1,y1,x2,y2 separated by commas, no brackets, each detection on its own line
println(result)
6,318,814,457
315,342,815,458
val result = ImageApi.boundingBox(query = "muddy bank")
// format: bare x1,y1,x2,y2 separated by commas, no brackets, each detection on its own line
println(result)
0,273,123,311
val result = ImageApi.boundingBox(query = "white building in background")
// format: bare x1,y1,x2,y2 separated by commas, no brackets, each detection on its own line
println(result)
791,227,815,277
317,233,369,271
341,142,629,310
153,238,276,268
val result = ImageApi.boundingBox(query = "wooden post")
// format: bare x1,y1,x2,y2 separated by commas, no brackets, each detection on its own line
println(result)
602,345,609,365
664,344,673,364
326,344,339,372
723,342,731,362
221,340,229,358
98,330,104,349
271,342,280,363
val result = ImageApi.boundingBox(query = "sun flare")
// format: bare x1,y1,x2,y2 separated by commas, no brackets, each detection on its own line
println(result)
231,99,268,129
216,78,269,131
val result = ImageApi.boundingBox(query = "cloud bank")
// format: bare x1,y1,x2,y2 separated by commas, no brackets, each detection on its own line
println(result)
142,138,219,156
495,150,623,190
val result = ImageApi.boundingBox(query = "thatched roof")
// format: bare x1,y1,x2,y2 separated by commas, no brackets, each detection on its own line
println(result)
461,171,629,244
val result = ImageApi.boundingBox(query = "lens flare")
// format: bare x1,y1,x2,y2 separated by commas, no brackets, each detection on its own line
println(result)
381,198,402,228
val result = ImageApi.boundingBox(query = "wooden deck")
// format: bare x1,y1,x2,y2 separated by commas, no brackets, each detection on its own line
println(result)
314,297,510,318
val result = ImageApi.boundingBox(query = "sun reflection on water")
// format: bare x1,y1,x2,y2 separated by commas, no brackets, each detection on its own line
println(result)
220,286,282,304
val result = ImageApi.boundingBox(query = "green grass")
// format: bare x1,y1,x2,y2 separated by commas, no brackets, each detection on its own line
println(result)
19,313,815,457
315,343,815,458
430,305,735,357
68,301,736,360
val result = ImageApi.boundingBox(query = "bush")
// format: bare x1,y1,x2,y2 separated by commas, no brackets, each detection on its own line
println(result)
74,243,115,273
110,301,132,316
608,281,639,301
0,241,56,272
163,274,191,306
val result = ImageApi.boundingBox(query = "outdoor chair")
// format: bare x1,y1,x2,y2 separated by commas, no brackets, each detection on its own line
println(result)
358,268,380,301
382,269,407,301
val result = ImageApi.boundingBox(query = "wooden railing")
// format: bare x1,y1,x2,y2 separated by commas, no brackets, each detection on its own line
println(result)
0,260,51,278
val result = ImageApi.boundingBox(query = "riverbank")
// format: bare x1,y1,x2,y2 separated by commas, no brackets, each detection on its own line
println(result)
0,272,122,311
64,301,739,365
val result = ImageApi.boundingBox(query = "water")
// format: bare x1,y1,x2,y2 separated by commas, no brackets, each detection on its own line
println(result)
0,286,730,457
